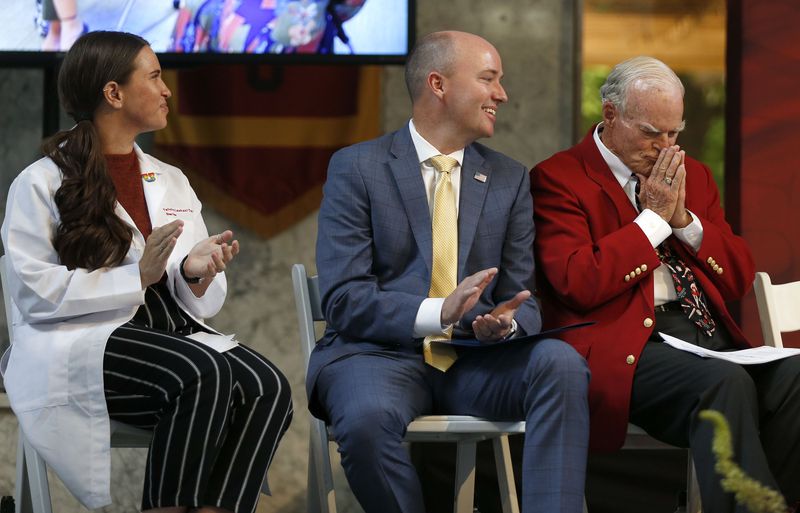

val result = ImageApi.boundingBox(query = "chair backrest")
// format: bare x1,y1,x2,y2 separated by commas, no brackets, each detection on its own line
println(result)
0,255,14,353
292,264,323,371
753,271,800,348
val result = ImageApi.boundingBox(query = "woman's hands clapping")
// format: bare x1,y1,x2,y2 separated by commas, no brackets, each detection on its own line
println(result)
139,223,240,295
182,230,240,288
139,220,184,289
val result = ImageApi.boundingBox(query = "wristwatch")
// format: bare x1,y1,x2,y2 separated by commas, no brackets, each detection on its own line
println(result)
180,255,202,284
503,319,518,340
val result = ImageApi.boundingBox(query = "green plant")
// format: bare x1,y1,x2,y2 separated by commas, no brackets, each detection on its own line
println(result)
699,409,787,513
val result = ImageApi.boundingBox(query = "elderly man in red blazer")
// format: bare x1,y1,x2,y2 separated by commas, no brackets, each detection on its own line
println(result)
532,56,800,512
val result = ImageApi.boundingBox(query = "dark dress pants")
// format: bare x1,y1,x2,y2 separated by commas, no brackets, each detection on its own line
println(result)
630,311,800,512
314,338,590,513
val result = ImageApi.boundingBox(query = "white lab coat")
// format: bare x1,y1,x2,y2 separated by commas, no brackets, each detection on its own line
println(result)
0,145,226,509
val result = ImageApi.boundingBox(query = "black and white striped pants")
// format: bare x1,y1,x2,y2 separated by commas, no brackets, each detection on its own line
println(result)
103,323,293,513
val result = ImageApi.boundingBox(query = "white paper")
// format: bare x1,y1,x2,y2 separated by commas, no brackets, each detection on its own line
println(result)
185,331,239,353
659,332,800,364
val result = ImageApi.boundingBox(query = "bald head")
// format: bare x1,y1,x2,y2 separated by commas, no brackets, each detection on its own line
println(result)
406,31,506,152
404,31,493,103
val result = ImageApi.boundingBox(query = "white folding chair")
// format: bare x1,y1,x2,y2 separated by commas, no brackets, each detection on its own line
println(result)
292,263,530,513
753,271,800,349
0,255,153,513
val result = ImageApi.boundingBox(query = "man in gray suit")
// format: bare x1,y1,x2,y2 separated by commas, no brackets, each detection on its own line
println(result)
307,30,590,513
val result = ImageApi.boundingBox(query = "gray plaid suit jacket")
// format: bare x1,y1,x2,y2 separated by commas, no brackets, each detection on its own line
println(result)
307,126,542,416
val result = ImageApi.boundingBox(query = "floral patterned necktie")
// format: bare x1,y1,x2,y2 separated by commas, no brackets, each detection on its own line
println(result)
632,174,716,337
657,244,717,337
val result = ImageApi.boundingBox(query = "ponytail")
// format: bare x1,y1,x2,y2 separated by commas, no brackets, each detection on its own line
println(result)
44,121,133,270
45,31,148,270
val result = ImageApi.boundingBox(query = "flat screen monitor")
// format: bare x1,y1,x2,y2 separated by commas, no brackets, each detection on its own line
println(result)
0,0,413,66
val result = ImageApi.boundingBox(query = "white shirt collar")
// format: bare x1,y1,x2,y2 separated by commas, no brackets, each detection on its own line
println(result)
408,119,465,166
593,123,635,188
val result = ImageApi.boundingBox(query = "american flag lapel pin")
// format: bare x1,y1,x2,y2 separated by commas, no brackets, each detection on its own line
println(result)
473,171,487,183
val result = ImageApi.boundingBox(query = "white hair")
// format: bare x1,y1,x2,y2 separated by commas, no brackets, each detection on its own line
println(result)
600,56,685,115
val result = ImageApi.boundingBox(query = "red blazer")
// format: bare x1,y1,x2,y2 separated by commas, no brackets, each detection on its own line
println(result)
531,127,756,451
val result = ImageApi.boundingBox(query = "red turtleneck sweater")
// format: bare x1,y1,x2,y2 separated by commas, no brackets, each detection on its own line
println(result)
105,150,153,240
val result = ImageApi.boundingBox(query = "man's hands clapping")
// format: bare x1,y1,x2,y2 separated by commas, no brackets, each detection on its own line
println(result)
472,290,530,341
440,267,530,342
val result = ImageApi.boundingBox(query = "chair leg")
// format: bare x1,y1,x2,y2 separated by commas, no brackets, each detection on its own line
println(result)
19,434,51,513
308,420,337,513
492,436,520,513
307,442,322,513
454,440,477,513
15,433,32,513
686,455,702,513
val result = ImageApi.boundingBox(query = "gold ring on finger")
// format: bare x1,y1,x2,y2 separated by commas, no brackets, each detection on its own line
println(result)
664,177,673,185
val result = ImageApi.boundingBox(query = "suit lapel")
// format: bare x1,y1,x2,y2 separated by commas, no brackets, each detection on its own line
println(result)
389,128,433,272
578,127,638,225
458,145,489,278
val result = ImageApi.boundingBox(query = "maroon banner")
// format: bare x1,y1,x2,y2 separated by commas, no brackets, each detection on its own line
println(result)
154,64,382,238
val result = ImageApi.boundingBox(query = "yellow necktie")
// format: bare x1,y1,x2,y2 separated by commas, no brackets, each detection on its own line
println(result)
423,155,459,371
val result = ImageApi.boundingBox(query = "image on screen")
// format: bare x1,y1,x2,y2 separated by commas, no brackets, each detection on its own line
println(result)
1,0,409,57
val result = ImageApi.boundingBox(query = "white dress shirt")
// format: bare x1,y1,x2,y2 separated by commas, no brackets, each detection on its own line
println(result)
408,119,465,337
593,124,704,305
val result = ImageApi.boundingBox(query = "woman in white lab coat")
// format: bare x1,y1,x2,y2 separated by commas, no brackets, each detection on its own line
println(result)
1,31,292,513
